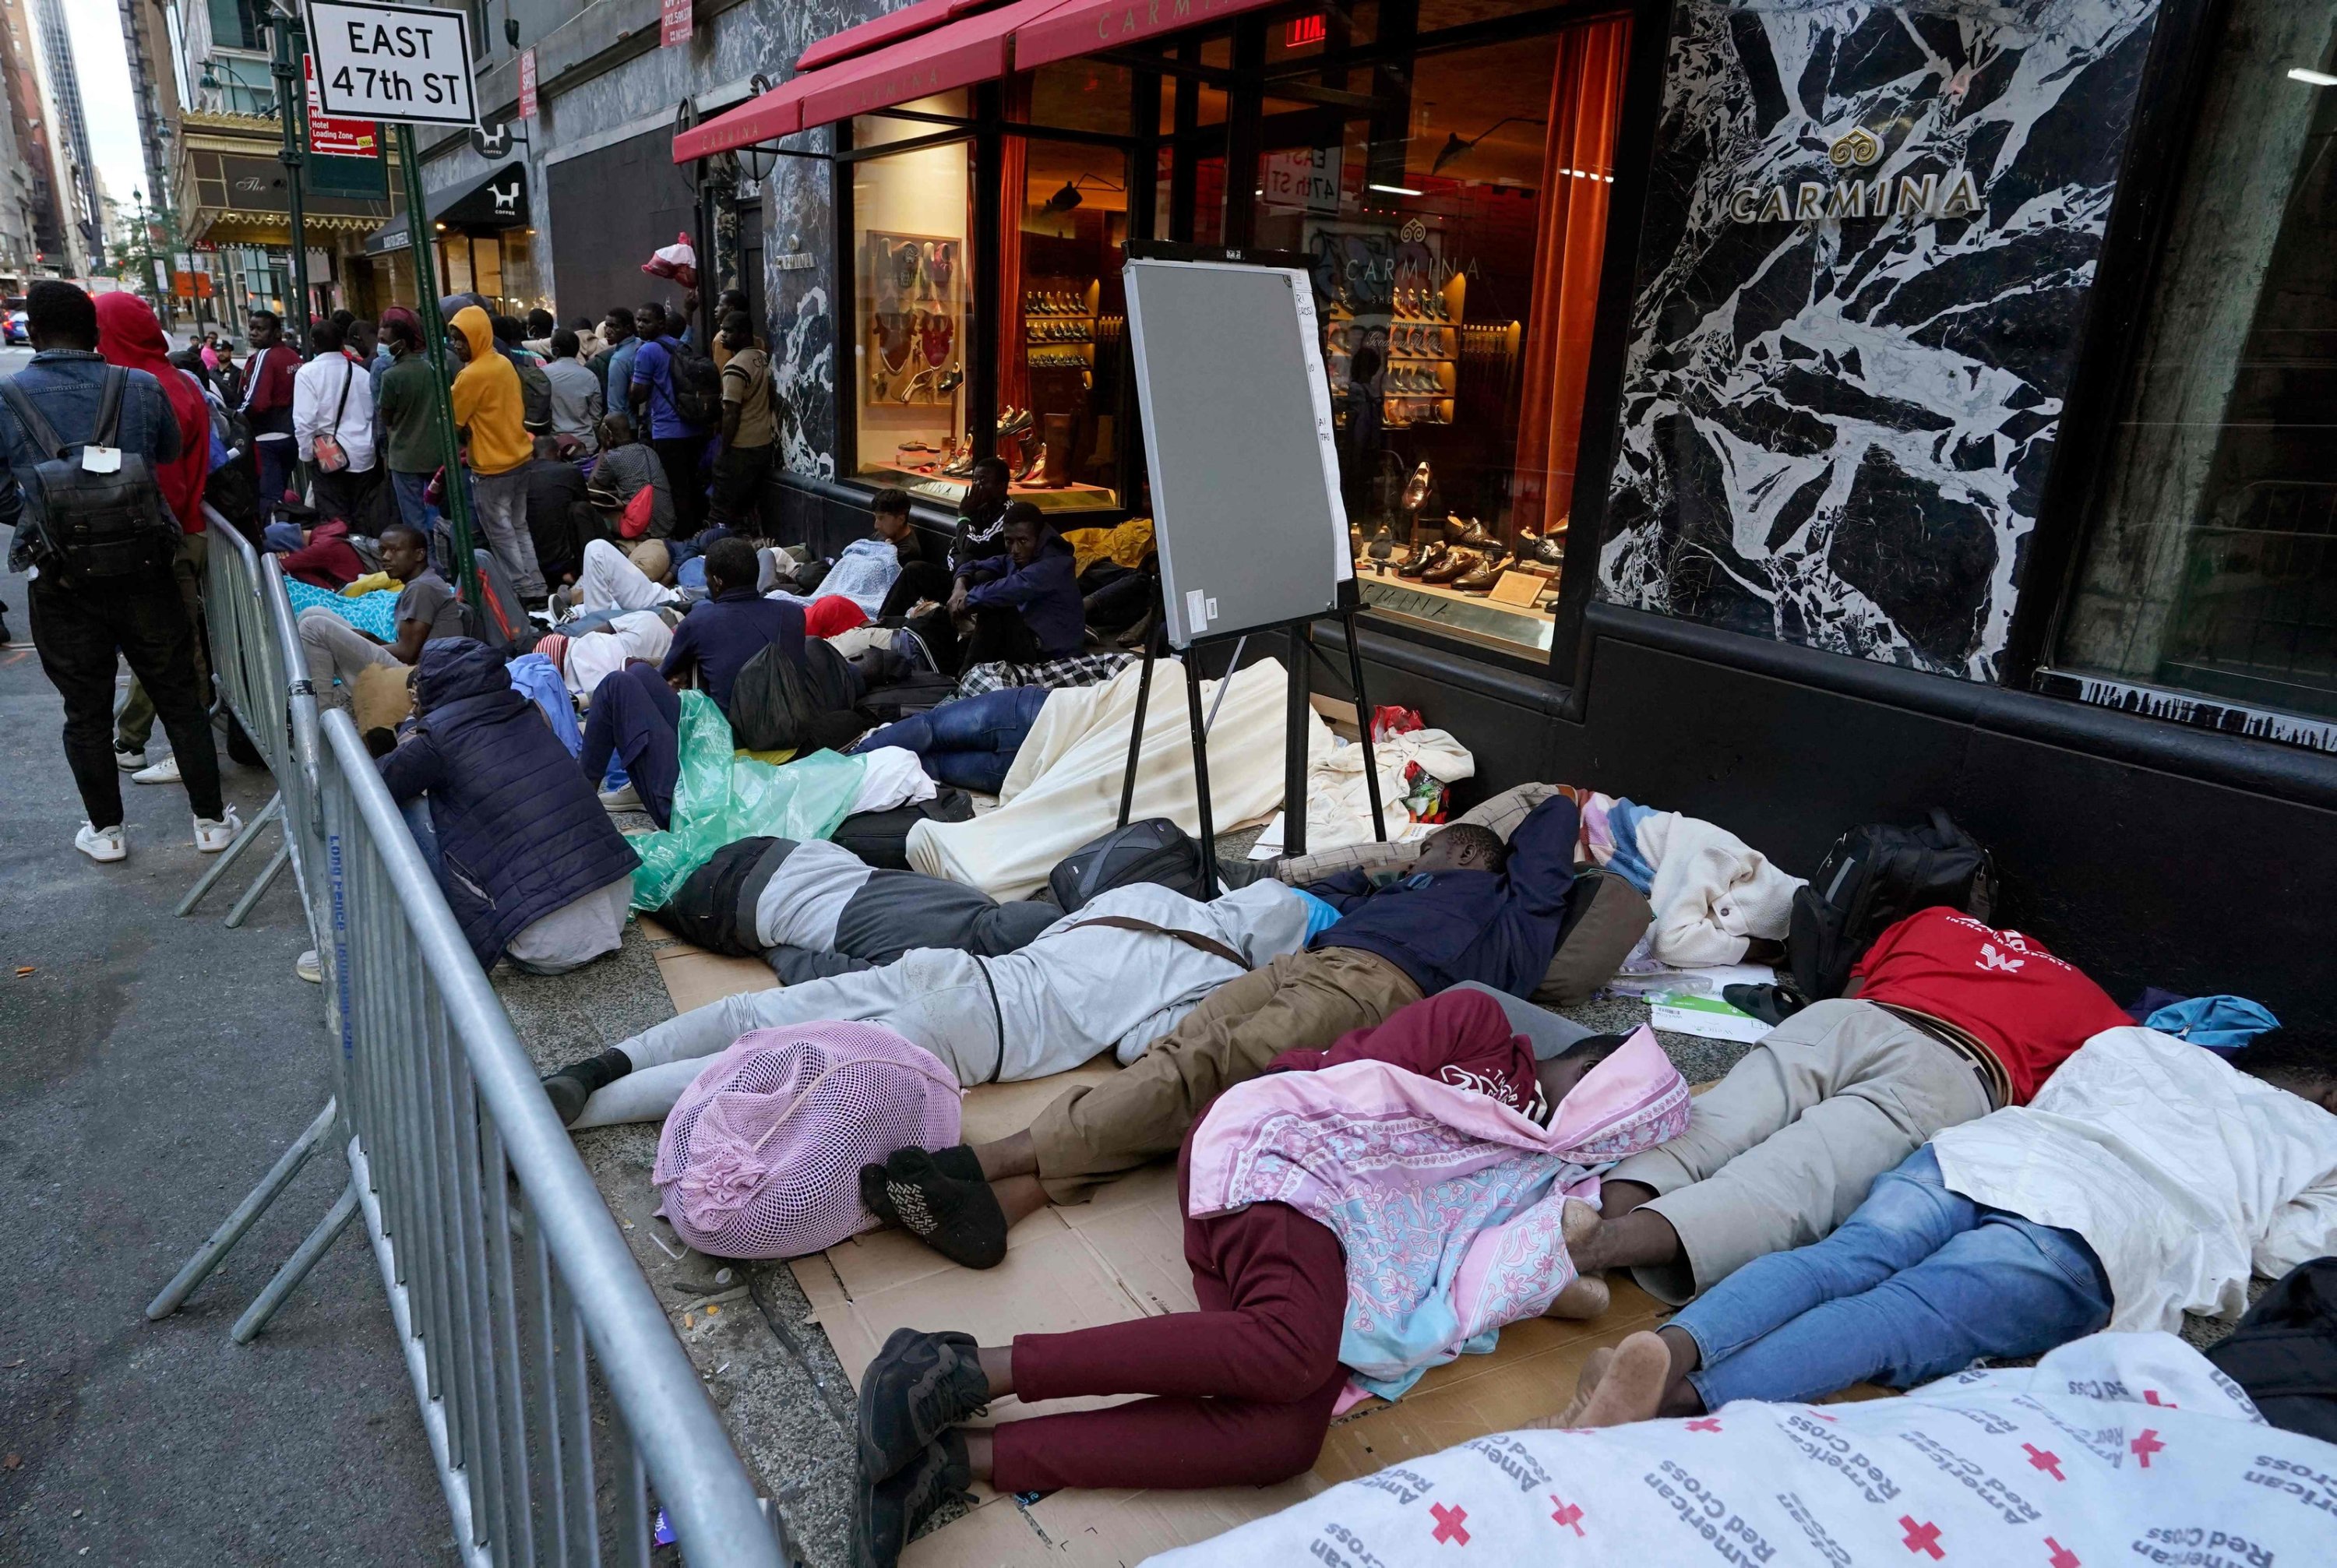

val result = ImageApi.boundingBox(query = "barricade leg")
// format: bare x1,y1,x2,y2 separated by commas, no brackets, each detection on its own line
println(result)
224,842,292,928
231,1177,361,1344
146,1096,337,1320
174,792,281,916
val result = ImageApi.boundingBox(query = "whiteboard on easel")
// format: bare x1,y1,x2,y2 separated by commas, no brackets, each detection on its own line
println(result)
1123,259,1350,650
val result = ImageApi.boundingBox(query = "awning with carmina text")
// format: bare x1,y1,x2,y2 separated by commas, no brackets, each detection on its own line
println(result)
672,0,1293,164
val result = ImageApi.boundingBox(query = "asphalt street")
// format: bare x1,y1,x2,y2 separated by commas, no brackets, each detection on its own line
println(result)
0,341,447,1562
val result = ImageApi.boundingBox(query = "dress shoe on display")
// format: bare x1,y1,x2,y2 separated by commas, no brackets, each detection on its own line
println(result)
997,407,1035,441
1399,461,1433,515
1456,548,1511,594
1450,516,1496,549
1423,548,1481,585
1398,541,1449,579
1533,526,1567,569
1366,523,1396,564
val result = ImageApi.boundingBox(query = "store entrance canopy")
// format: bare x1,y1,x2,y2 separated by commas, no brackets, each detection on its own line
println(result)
673,0,1288,164
365,163,528,256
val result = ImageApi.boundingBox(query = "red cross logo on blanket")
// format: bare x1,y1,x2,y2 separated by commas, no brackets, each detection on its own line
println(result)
2130,1429,2165,1468
1430,1503,1471,1545
2023,1444,2064,1480
2046,1539,2081,1568
2143,1390,2177,1408
1900,1517,1945,1559
1549,1496,1585,1536
1684,1417,1722,1432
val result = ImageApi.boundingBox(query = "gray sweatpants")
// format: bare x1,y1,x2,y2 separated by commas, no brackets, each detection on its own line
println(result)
1606,999,1993,1305
297,606,403,712
572,949,1000,1128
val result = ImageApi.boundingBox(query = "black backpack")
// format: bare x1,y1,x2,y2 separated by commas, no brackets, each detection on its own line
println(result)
668,344,723,427
1048,818,1207,911
2205,1257,2337,1444
459,549,539,655
1786,809,1994,1002
830,789,976,869
0,367,178,580
729,638,865,753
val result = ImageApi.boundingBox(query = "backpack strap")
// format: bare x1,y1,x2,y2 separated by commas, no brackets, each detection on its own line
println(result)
1062,914,1250,969
0,374,69,460
91,366,127,449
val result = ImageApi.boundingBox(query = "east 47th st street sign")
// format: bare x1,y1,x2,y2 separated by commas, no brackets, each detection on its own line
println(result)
305,0,478,128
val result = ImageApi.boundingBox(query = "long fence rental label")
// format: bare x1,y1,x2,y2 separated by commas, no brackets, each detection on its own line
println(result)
304,0,477,127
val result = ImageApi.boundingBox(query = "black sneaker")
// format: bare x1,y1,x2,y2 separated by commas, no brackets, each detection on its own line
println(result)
540,1048,630,1129
857,1327,989,1483
853,1430,970,1568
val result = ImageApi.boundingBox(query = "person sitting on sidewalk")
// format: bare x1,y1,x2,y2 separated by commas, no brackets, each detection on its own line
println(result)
523,434,598,587
876,795,1580,1264
581,414,674,543
295,522,464,710
577,537,808,823
1563,905,2133,1305
1566,1023,2337,1427
845,986,1686,1566
537,878,1325,1143
379,638,640,974
653,833,1063,984
948,505,1083,671
851,685,1049,795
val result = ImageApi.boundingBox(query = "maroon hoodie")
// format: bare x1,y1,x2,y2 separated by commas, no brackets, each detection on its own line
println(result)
280,520,367,590
1266,987,1541,1117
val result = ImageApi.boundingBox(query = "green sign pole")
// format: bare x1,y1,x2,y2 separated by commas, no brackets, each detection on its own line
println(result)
268,13,314,351
393,122,483,615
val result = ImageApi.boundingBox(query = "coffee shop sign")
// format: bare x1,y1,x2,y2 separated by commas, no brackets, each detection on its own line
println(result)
1728,127,1980,224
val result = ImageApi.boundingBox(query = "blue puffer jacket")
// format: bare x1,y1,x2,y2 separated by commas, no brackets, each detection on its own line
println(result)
964,530,1084,657
379,639,640,967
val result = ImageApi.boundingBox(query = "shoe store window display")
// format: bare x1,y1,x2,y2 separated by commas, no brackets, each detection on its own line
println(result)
1250,20,1630,656
855,117,971,490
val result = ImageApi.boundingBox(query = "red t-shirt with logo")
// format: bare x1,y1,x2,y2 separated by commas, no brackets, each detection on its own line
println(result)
1851,907,2128,1105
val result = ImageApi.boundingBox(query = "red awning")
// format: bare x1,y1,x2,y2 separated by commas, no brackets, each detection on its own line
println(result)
796,0,994,72
674,83,804,164
1011,0,1282,72
672,0,1291,162
796,0,1064,128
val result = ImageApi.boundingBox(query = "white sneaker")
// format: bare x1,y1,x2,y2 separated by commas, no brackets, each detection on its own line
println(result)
132,755,182,785
295,949,323,984
192,807,243,853
599,782,643,812
75,823,127,862
114,742,148,771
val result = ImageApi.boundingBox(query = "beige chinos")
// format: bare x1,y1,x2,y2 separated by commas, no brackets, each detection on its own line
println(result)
1606,998,1994,1305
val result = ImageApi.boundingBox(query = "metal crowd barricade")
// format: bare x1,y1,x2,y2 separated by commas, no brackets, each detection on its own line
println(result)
147,549,787,1564
174,511,310,929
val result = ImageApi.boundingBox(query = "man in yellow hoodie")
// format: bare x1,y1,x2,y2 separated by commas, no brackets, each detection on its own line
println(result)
448,305,547,601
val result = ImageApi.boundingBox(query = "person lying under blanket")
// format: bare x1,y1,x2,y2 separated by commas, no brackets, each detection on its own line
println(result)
874,796,1579,1266
653,833,1062,983
538,877,1339,1142
1561,1024,2337,1428
846,985,1689,1568
1564,904,2133,1305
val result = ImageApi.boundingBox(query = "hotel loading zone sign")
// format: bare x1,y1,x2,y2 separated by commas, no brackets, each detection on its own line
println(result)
1727,126,1980,224
305,0,478,129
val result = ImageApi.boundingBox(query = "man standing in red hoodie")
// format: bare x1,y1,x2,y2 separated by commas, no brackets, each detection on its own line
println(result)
97,293,215,784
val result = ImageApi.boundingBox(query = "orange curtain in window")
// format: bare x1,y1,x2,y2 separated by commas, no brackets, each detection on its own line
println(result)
1511,16,1631,540
998,76,1032,422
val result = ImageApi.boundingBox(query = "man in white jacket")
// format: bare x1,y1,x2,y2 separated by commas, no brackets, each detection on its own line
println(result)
540,879,1319,1129
1567,1025,2337,1423
291,318,380,527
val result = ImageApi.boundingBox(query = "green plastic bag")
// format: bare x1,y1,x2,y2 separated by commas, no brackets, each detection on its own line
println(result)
628,691,868,911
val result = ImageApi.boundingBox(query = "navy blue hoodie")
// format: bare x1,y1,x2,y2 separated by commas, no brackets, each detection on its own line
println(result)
379,639,640,967
963,530,1084,658
1304,793,1579,995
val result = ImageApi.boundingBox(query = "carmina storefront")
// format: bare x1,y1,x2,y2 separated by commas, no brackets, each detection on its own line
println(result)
677,0,2337,1027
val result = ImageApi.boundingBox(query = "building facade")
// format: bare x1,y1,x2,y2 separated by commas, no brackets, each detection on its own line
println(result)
0,0,69,282
30,0,101,269
444,0,2337,1027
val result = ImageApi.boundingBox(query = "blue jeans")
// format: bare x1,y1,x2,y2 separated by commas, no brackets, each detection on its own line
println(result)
1673,1147,2113,1408
390,470,442,537
855,685,1049,795
256,436,295,521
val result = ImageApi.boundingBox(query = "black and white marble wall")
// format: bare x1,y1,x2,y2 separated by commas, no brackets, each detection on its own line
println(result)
1596,0,2163,678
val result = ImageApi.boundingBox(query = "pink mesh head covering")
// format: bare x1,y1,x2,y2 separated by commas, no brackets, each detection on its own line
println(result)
653,1022,963,1259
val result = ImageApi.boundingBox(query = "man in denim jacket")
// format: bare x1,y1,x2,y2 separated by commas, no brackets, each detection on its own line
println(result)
1,281,234,863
